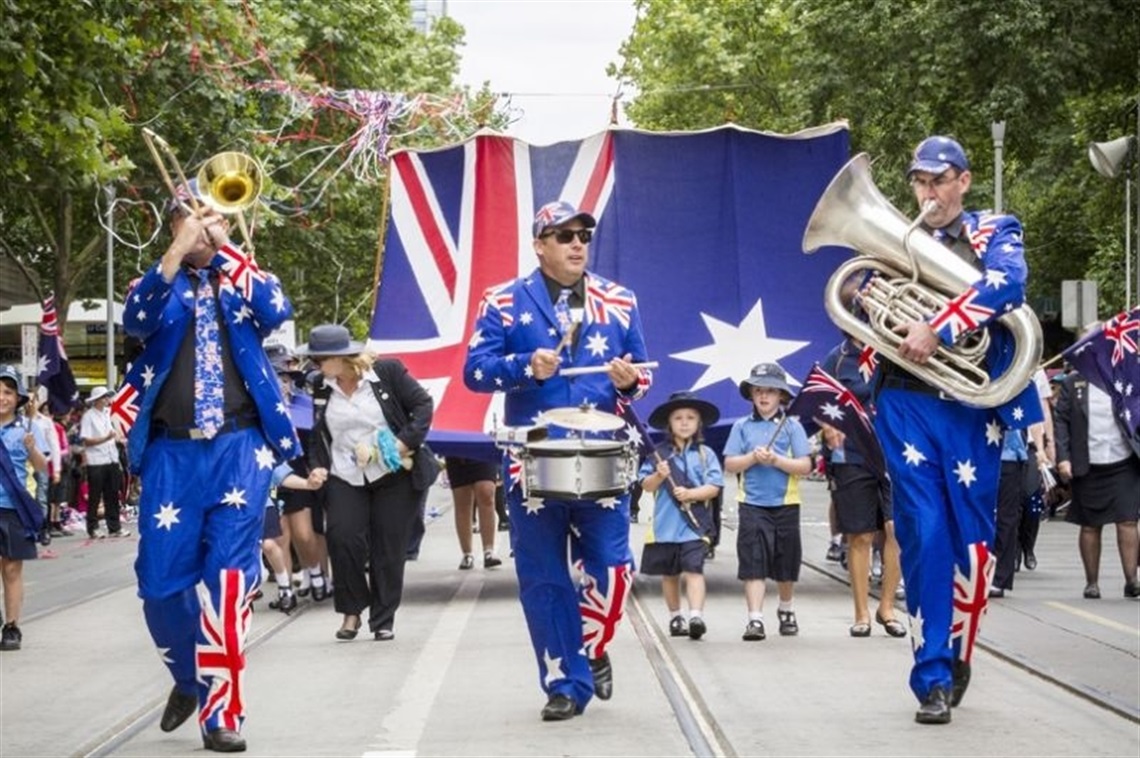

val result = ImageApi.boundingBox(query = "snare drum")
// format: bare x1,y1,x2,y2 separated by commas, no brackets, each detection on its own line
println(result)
522,439,635,500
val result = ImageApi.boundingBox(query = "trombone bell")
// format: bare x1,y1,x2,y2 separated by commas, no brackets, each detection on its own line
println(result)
196,152,263,213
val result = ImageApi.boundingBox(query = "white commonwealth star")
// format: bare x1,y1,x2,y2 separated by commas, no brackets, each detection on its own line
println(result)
902,442,926,466
670,297,809,392
542,649,564,687
598,497,618,509
141,364,156,387
37,354,49,375
985,420,1003,446
519,311,533,325
473,368,485,382
221,487,247,508
624,422,646,451
820,402,845,422
983,269,1008,288
154,502,181,531
278,437,293,450
524,498,545,515
255,445,276,470
270,288,286,313
909,608,925,650
585,332,610,358
954,459,977,488
1012,406,1024,421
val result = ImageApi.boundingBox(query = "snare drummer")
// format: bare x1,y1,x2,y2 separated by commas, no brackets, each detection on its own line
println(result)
464,200,653,722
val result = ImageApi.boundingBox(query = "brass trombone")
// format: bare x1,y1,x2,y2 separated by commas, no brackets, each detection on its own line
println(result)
142,128,263,256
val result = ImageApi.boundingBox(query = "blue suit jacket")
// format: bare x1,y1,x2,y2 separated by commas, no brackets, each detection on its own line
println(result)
118,243,300,472
464,268,653,427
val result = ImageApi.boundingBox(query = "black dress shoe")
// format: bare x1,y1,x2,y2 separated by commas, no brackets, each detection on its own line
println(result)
310,582,329,602
915,685,952,724
159,686,197,732
1023,550,1037,570
202,727,247,752
540,693,577,721
335,615,361,641
1125,581,1140,599
588,652,613,700
950,659,971,707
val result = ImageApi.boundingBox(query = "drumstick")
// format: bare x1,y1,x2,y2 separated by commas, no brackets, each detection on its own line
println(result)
559,361,659,377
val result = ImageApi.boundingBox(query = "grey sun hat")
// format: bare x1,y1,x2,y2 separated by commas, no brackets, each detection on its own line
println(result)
295,324,366,357
0,364,30,408
738,362,794,401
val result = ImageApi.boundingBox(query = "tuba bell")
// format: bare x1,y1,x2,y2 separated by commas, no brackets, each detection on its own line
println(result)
802,153,1042,408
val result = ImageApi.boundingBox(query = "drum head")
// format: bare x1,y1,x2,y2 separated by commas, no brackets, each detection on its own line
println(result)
526,438,625,457
539,406,626,432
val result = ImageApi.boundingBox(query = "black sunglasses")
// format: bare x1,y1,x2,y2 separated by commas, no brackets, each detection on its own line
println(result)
540,228,593,244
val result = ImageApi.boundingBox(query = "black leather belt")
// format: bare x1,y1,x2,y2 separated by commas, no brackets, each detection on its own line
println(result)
880,374,950,400
151,416,259,440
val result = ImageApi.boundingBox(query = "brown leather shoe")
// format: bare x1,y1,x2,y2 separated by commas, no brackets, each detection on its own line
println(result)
202,727,247,752
159,686,197,732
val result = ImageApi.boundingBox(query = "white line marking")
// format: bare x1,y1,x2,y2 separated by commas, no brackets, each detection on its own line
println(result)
361,575,483,758
1045,601,1140,636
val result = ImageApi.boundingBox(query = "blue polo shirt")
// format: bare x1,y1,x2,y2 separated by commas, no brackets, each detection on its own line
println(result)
639,442,724,543
723,411,810,507
0,417,47,511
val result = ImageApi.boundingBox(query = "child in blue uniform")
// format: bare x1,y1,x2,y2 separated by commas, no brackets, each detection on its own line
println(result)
639,391,723,640
723,363,812,641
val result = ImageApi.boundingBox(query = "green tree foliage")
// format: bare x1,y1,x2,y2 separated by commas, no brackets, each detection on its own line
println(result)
0,0,502,339
612,0,1140,319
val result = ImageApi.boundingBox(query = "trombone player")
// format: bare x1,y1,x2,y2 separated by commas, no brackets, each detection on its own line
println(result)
868,136,1041,724
120,176,298,753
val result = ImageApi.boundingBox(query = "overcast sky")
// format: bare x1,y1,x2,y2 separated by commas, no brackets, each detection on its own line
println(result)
446,0,638,145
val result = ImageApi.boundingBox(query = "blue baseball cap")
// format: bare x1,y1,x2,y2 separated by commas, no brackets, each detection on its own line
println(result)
532,201,596,239
907,136,970,178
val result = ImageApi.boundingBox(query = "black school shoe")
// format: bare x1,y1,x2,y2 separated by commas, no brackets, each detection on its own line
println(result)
0,623,21,651
669,616,688,637
688,617,707,640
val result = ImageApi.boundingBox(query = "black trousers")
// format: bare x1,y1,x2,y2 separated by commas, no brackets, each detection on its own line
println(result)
993,460,1026,590
325,472,420,633
85,463,122,535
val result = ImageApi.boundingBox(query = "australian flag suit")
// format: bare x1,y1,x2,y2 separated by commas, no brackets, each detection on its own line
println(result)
464,268,652,710
118,242,299,734
871,210,1043,704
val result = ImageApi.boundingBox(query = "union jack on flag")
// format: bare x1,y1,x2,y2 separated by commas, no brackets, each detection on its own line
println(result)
1063,305,1140,442
216,244,264,301
369,126,850,458
787,363,886,479
967,213,1000,256
578,563,632,660
929,286,996,342
36,294,81,415
857,344,878,384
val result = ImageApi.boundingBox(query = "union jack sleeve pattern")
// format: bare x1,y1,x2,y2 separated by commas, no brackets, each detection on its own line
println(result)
928,212,1026,345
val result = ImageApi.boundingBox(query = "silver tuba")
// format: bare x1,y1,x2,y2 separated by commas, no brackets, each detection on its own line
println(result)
802,153,1042,408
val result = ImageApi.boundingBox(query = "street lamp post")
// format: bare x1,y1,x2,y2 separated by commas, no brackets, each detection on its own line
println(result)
105,184,116,389
992,121,1006,213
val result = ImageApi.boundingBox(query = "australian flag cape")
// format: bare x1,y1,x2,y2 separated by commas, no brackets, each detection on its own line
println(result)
369,124,850,459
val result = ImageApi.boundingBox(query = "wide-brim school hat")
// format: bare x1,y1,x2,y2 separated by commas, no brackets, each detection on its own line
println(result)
648,390,720,430
87,386,111,404
738,362,794,401
295,324,366,357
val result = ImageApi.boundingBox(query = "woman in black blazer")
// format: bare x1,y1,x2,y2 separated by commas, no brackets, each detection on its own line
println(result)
300,324,439,640
1053,372,1140,599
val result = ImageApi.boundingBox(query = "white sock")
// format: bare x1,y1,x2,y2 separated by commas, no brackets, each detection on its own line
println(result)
274,572,290,587
749,612,763,622
830,535,841,546
308,567,326,587
668,610,683,620
778,600,794,613
690,610,703,620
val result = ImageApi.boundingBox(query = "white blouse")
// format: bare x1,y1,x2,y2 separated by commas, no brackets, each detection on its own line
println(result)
323,369,395,486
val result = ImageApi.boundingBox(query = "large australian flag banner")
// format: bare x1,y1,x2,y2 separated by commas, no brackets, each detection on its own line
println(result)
369,124,850,458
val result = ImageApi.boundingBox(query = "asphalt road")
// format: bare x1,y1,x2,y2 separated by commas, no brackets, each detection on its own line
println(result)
2,478,1137,757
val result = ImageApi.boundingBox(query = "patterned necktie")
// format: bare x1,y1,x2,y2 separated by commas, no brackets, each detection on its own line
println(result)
193,269,224,439
554,288,573,337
